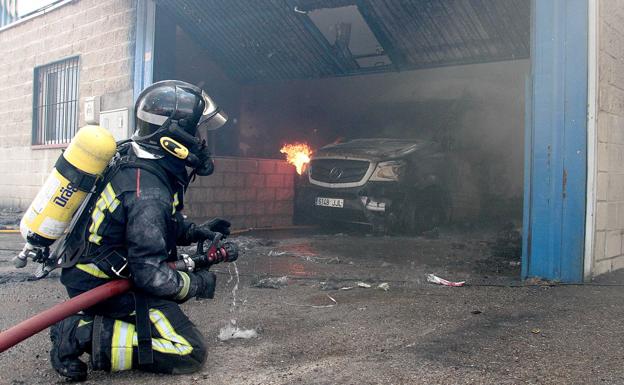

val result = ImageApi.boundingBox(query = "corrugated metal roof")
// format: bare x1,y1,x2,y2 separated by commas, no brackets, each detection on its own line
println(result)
156,0,529,83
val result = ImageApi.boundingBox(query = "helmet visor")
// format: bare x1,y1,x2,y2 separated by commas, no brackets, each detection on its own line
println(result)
197,90,228,133
201,90,219,117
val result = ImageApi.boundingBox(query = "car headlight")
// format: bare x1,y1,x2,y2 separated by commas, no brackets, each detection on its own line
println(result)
369,160,405,182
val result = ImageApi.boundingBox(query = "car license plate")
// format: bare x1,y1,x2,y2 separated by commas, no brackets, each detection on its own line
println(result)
316,197,344,208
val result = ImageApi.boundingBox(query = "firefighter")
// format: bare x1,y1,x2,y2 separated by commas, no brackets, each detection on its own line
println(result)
49,80,233,381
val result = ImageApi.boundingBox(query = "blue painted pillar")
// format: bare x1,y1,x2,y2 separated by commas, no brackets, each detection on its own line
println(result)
133,0,156,101
523,0,588,282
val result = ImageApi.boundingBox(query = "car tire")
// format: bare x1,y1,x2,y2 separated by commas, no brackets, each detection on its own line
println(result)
402,186,449,234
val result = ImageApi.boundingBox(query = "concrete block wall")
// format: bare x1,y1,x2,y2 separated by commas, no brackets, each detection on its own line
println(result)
593,1,624,275
0,0,135,209
184,157,295,229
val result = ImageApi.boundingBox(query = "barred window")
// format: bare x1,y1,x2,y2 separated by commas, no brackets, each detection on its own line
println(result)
32,56,80,145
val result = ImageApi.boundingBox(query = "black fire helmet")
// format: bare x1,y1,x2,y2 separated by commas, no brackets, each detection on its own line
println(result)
132,80,228,150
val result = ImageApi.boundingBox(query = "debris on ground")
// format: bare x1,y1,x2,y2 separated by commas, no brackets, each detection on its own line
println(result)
251,276,288,289
232,236,276,251
357,282,372,288
218,324,258,341
426,274,466,287
268,250,288,256
525,277,560,286
377,283,390,291
300,255,341,264
319,280,342,291
284,294,337,308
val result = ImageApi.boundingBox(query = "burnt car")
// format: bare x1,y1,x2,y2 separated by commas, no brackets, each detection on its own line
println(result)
297,138,450,234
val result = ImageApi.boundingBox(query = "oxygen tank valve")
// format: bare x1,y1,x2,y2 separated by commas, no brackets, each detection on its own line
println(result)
13,243,47,269
13,244,31,268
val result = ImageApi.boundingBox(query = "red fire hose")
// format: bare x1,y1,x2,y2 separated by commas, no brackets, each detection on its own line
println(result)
0,235,245,353
0,279,131,353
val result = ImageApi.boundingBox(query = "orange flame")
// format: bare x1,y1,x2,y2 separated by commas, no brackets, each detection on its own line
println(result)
280,142,312,175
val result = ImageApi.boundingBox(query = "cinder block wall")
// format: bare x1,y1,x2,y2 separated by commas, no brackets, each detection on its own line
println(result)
0,0,136,208
185,157,295,229
593,1,624,275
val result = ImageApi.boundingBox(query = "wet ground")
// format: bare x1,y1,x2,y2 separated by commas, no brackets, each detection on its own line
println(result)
1,227,623,384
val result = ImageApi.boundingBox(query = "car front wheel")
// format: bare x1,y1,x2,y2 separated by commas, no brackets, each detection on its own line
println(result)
400,186,449,234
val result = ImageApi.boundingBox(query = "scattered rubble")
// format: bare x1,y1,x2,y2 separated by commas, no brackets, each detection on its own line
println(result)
218,323,258,341
377,283,390,291
251,276,288,289
284,294,337,308
426,274,465,287
300,255,341,264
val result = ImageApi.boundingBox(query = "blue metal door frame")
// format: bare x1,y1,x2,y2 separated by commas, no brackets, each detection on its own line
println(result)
522,0,588,282
133,0,155,102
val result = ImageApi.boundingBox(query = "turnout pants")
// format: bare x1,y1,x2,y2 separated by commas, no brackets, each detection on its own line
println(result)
73,291,207,374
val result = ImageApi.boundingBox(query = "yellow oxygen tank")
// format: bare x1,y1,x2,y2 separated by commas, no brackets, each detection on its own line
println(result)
15,125,116,268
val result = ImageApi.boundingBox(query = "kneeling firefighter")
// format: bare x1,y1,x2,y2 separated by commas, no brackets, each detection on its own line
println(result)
50,80,236,381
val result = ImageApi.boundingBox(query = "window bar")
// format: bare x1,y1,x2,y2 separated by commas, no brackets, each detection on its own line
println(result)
40,70,44,144
37,69,41,144
56,62,60,144
68,59,73,140
49,64,54,144
54,63,65,143
71,60,75,137
72,60,78,137
63,61,69,143
56,62,61,144
43,71,49,144
32,68,39,145
38,71,43,144
47,67,53,144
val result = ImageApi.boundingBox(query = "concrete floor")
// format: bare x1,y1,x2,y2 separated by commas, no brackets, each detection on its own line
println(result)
0,228,623,385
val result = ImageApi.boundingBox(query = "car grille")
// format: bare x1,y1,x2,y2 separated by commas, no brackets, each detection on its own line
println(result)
309,159,371,184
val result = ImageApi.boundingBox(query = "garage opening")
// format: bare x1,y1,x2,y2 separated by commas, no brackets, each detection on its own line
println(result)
151,0,531,281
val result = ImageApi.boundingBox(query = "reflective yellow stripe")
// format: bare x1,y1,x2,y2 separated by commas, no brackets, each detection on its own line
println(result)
130,334,186,355
88,199,107,244
172,192,179,214
88,183,120,245
174,271,191,300
76,263,110,279
105,184,120,212
149,309,193,355
151,337,188,354
124,323,134,369
110,310,194,369
78,319,92,327
111,320,133,371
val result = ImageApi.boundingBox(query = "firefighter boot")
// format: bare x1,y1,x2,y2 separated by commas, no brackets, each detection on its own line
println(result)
50,315,92,381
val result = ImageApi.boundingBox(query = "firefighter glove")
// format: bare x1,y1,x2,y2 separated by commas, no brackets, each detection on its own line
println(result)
186,222,217,243
206,218,231,237
193,270,216,299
